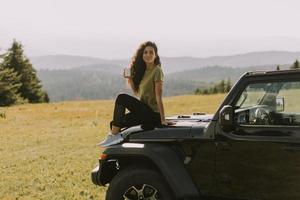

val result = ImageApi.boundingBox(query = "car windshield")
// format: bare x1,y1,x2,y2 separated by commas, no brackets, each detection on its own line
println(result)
235,80,300,126
236,82,282,109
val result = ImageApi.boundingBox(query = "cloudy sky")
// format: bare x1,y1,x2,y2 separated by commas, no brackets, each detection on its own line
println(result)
1,0,300,58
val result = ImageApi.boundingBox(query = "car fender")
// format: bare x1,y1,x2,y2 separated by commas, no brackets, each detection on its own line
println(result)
101,143,200,199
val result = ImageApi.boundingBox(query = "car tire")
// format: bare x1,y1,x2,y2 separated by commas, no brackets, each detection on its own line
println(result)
106,166,175,200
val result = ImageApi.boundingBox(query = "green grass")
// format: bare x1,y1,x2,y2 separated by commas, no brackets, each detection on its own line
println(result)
0,94,225,200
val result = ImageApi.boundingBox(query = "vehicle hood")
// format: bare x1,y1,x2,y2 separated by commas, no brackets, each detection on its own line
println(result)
122,114,214,142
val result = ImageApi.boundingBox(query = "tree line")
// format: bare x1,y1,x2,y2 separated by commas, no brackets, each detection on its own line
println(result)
196,59,300,95
0,40,48,106
195,79,232,95
276,59,300,70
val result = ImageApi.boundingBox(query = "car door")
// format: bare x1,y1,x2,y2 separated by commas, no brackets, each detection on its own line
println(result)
183,138,216,197
214,79,300,200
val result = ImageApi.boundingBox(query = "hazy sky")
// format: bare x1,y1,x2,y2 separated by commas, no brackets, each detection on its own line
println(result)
1,0,300,58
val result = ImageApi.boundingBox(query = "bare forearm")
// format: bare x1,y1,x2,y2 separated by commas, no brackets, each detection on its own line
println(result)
157,98,165,123
155,81,165,123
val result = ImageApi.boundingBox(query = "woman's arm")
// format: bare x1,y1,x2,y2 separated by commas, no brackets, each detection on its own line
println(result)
155,81,166,124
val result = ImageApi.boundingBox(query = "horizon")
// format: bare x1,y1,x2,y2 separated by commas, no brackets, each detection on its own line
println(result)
28,49,300,60
1,36,300,60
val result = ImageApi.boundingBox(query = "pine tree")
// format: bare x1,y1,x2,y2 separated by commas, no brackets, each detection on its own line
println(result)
2,40,49,103
0,65,22,106
290,59,300,69
218,79,226,93
212,86,218,94
276,65,280,70
225,79,232,92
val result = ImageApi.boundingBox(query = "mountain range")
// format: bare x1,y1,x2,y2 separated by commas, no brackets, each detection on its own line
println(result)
31,51,300,73
33,51,300,102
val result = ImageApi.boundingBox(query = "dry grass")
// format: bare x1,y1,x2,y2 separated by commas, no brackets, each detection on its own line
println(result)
0,94,225,200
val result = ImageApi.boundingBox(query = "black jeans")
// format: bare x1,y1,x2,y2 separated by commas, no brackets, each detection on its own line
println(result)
111,94,161,130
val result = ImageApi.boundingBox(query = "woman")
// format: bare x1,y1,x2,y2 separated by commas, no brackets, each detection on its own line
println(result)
99,41,168,147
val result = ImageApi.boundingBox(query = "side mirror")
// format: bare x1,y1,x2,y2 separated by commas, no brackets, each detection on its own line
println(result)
219,105,234,132
276,97,284,112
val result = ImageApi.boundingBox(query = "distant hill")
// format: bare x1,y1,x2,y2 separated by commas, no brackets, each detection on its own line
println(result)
37,67,210,101
37,65,288,102
33,51,299,102
37,68,127,101
167,64,291,83
31,51,300,73
161,51,300,72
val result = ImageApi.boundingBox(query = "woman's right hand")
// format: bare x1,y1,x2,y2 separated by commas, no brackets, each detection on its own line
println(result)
161,120,176,126
123,68,132,78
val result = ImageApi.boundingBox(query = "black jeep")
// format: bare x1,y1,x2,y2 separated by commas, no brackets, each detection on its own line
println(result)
91,70,300,200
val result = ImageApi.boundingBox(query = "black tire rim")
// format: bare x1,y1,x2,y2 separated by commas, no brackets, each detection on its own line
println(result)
123,184,160,200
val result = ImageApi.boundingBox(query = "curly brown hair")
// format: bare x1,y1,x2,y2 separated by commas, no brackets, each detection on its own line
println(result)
130,41,161,91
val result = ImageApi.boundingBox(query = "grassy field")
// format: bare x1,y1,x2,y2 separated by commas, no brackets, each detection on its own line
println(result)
0,94,225,200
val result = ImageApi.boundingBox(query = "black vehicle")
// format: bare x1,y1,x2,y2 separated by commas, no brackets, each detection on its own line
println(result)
91,70,300,200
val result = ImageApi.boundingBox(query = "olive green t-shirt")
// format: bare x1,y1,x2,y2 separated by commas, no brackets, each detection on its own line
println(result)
138,66,164,112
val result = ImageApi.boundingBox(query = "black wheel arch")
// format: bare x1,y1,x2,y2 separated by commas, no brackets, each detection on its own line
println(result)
99,143,200,199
